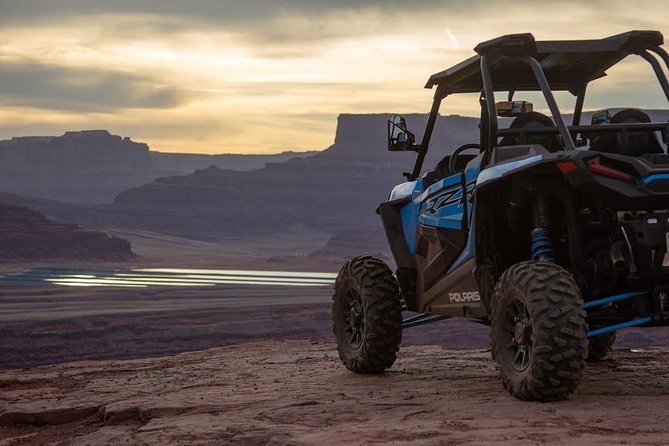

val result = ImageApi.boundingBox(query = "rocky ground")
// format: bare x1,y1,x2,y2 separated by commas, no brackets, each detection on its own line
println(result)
2,342,669,445
3,241,669,445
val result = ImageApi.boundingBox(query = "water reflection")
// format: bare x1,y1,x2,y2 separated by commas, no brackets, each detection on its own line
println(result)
1,268,337,288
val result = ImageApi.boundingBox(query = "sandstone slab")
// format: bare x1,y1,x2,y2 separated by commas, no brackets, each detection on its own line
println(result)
2,341,669,445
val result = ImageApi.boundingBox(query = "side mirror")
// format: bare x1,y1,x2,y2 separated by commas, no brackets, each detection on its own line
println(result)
387,115,417,151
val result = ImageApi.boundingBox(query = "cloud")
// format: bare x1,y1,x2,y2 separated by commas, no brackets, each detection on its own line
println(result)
446,29,460,48
0,1,666,154
0,1,518,46
0,1,448,23
0,62,190,112
2,1,665,56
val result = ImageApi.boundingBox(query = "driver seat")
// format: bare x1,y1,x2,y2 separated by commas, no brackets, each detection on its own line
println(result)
499,112,563,152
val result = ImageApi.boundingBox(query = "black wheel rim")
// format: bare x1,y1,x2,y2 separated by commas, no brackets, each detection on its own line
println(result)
502,297,532,372
344,289,364,349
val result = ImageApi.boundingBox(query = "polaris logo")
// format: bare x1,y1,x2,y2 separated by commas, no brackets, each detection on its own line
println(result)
449,291,481,303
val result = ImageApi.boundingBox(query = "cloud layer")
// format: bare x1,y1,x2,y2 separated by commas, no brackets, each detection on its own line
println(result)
0,62,188,112
0,1,667,153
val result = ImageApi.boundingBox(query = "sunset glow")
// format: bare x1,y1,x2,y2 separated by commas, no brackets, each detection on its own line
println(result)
0,1,667,153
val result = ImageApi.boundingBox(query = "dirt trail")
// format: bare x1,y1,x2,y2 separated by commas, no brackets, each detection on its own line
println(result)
2,341,669,445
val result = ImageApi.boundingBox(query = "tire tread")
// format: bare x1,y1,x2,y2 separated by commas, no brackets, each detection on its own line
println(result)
332,256,402,373
491,261,588,401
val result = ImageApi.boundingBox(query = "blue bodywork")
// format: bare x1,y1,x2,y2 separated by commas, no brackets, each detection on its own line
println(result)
393,149,668,339
390,153,495,260
641,173,669,185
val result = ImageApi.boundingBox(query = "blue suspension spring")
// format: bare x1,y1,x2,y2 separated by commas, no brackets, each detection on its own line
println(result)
531,228,556,263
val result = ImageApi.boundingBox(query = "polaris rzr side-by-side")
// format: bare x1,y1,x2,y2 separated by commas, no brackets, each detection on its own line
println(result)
332,31,669,401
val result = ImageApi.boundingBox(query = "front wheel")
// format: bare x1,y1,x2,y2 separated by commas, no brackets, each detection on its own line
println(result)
491,261,588,401
332,256,402,373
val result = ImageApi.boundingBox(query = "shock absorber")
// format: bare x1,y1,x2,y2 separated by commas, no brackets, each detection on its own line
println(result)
531,228,556,263
531,195,556,263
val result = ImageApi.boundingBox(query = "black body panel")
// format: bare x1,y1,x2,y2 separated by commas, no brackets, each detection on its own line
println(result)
377,198,413,270
377,198,418,310
419,257,486,319
560,151,669,209
411,224,486,319
622,212,669,281
414,224,467,292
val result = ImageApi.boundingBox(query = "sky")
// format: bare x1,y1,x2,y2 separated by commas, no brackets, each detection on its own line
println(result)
0,1,667,154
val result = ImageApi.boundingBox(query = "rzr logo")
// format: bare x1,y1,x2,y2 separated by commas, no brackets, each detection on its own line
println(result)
425,187,460,215
425,180,476,215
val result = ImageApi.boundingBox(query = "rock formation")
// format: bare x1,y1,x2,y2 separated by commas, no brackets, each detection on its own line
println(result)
0,204,133,261
3,111,667,242
104,113,480,238
0,130,314,203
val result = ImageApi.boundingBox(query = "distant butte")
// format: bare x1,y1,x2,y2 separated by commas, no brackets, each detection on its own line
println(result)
1,111,667,247
0,130,315,204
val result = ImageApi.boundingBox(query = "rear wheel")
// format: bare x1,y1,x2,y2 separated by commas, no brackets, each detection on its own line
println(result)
332,256,402,373
491,261,588,401
587,332,616,362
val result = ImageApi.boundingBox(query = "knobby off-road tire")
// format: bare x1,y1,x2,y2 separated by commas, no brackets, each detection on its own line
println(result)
587,332,616,362
491,261,588,401
332,256,402,373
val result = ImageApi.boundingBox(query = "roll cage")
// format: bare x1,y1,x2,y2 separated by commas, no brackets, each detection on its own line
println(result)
408,30,669,181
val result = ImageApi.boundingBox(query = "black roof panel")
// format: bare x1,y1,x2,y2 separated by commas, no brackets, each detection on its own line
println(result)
425,31,664,94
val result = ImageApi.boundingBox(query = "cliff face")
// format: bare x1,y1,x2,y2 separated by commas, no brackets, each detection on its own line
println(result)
0,204,133,261
331,113,478,152
6,111,668,242
317,113,478,165
106,114,482,238
0,130,151,173
0,131,151,204
0,131,314,204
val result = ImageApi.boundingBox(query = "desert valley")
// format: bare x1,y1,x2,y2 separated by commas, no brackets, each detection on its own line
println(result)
3,111,669,444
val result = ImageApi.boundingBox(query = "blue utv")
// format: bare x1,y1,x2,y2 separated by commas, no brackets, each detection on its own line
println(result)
332,31,669,401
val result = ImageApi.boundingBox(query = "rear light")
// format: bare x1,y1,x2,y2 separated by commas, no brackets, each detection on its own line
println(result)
587,157,634,183
556,161,578,174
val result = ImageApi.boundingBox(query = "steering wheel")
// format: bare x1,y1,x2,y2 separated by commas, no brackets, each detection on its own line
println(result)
448,143,481,175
